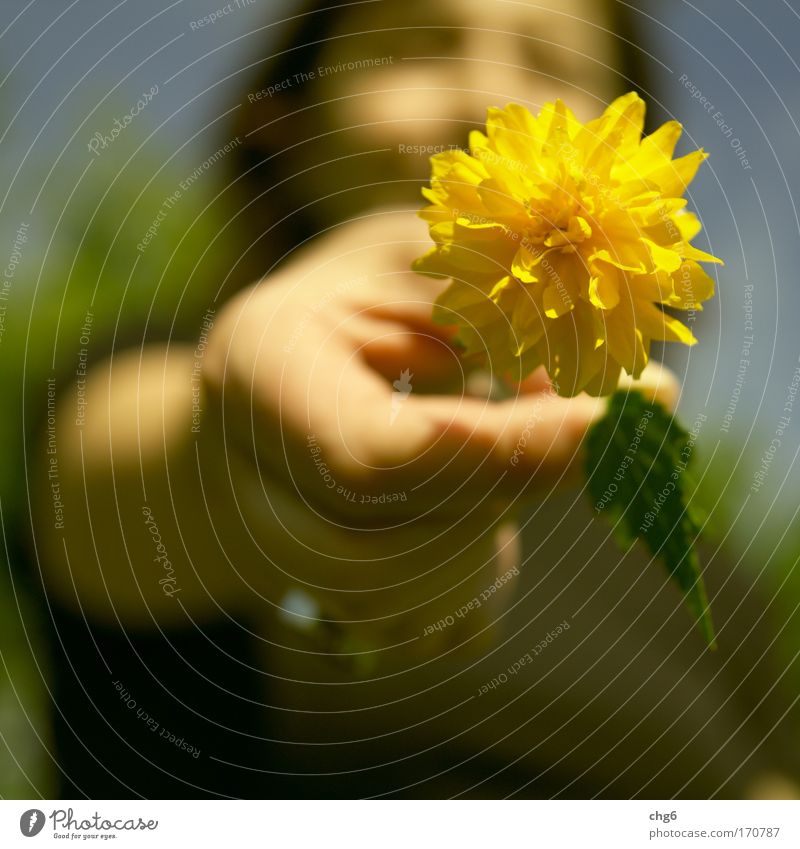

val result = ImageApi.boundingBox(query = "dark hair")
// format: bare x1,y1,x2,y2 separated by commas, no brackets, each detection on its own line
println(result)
228,0,652,275
228,2,361,274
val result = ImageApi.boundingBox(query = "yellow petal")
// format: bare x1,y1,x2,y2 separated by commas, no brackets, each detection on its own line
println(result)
636,301,698,345
511,288,546,354
541,98,581,151
430,148,487,183
439,240,508,274
412,247,451,278
477,178,528,218
644,238,683,273
543,283,574,318
489,275,513,302
601,303,649,377
468,129,490,155
588,271,621,310
578,91,646,178
566,215,592,241
588,247,643,273
675,211,702,241
418,203,453,227
546,306,609,395
629,196,687,224
603,91,646,146
630,270,675,303
641,120,683,159
612,120,682,183
432,277,506,326
670,261,716,307
484,103,540,167
583,361,623,396
648,149,709,197
681,243,724,265
511,244,547,282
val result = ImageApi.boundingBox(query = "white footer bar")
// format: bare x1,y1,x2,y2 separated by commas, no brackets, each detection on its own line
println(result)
2,800,797,848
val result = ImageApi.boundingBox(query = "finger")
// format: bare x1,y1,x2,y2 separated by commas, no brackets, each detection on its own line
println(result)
338,311,463,388
336,388,605,509
359,329,465,390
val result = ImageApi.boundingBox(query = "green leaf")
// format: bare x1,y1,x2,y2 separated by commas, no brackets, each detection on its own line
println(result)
585,390,716,648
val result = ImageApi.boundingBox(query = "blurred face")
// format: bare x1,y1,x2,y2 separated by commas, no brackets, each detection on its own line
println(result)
281,0,620,224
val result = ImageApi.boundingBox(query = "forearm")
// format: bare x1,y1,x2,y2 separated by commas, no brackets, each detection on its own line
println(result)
31,344,252,627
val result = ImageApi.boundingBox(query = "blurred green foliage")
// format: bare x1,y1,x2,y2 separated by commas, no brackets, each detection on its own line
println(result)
0,117,242,795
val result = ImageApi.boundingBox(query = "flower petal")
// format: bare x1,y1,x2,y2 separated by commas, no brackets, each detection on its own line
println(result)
543,283,574,318
644,238,684,273
636,301,698,345
588,271,621,310
601,302,648,377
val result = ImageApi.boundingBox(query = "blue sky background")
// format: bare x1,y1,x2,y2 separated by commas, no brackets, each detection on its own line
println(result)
2,0,799,538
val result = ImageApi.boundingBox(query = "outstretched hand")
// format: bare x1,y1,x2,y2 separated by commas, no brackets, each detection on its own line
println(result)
206,210,678,527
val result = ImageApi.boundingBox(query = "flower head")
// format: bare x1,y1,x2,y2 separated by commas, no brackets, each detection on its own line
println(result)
413,92,722,396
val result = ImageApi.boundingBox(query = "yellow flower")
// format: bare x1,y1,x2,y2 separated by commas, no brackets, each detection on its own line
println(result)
413,92,723,396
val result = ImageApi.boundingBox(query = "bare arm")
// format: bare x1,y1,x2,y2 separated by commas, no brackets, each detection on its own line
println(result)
33,211,677,640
